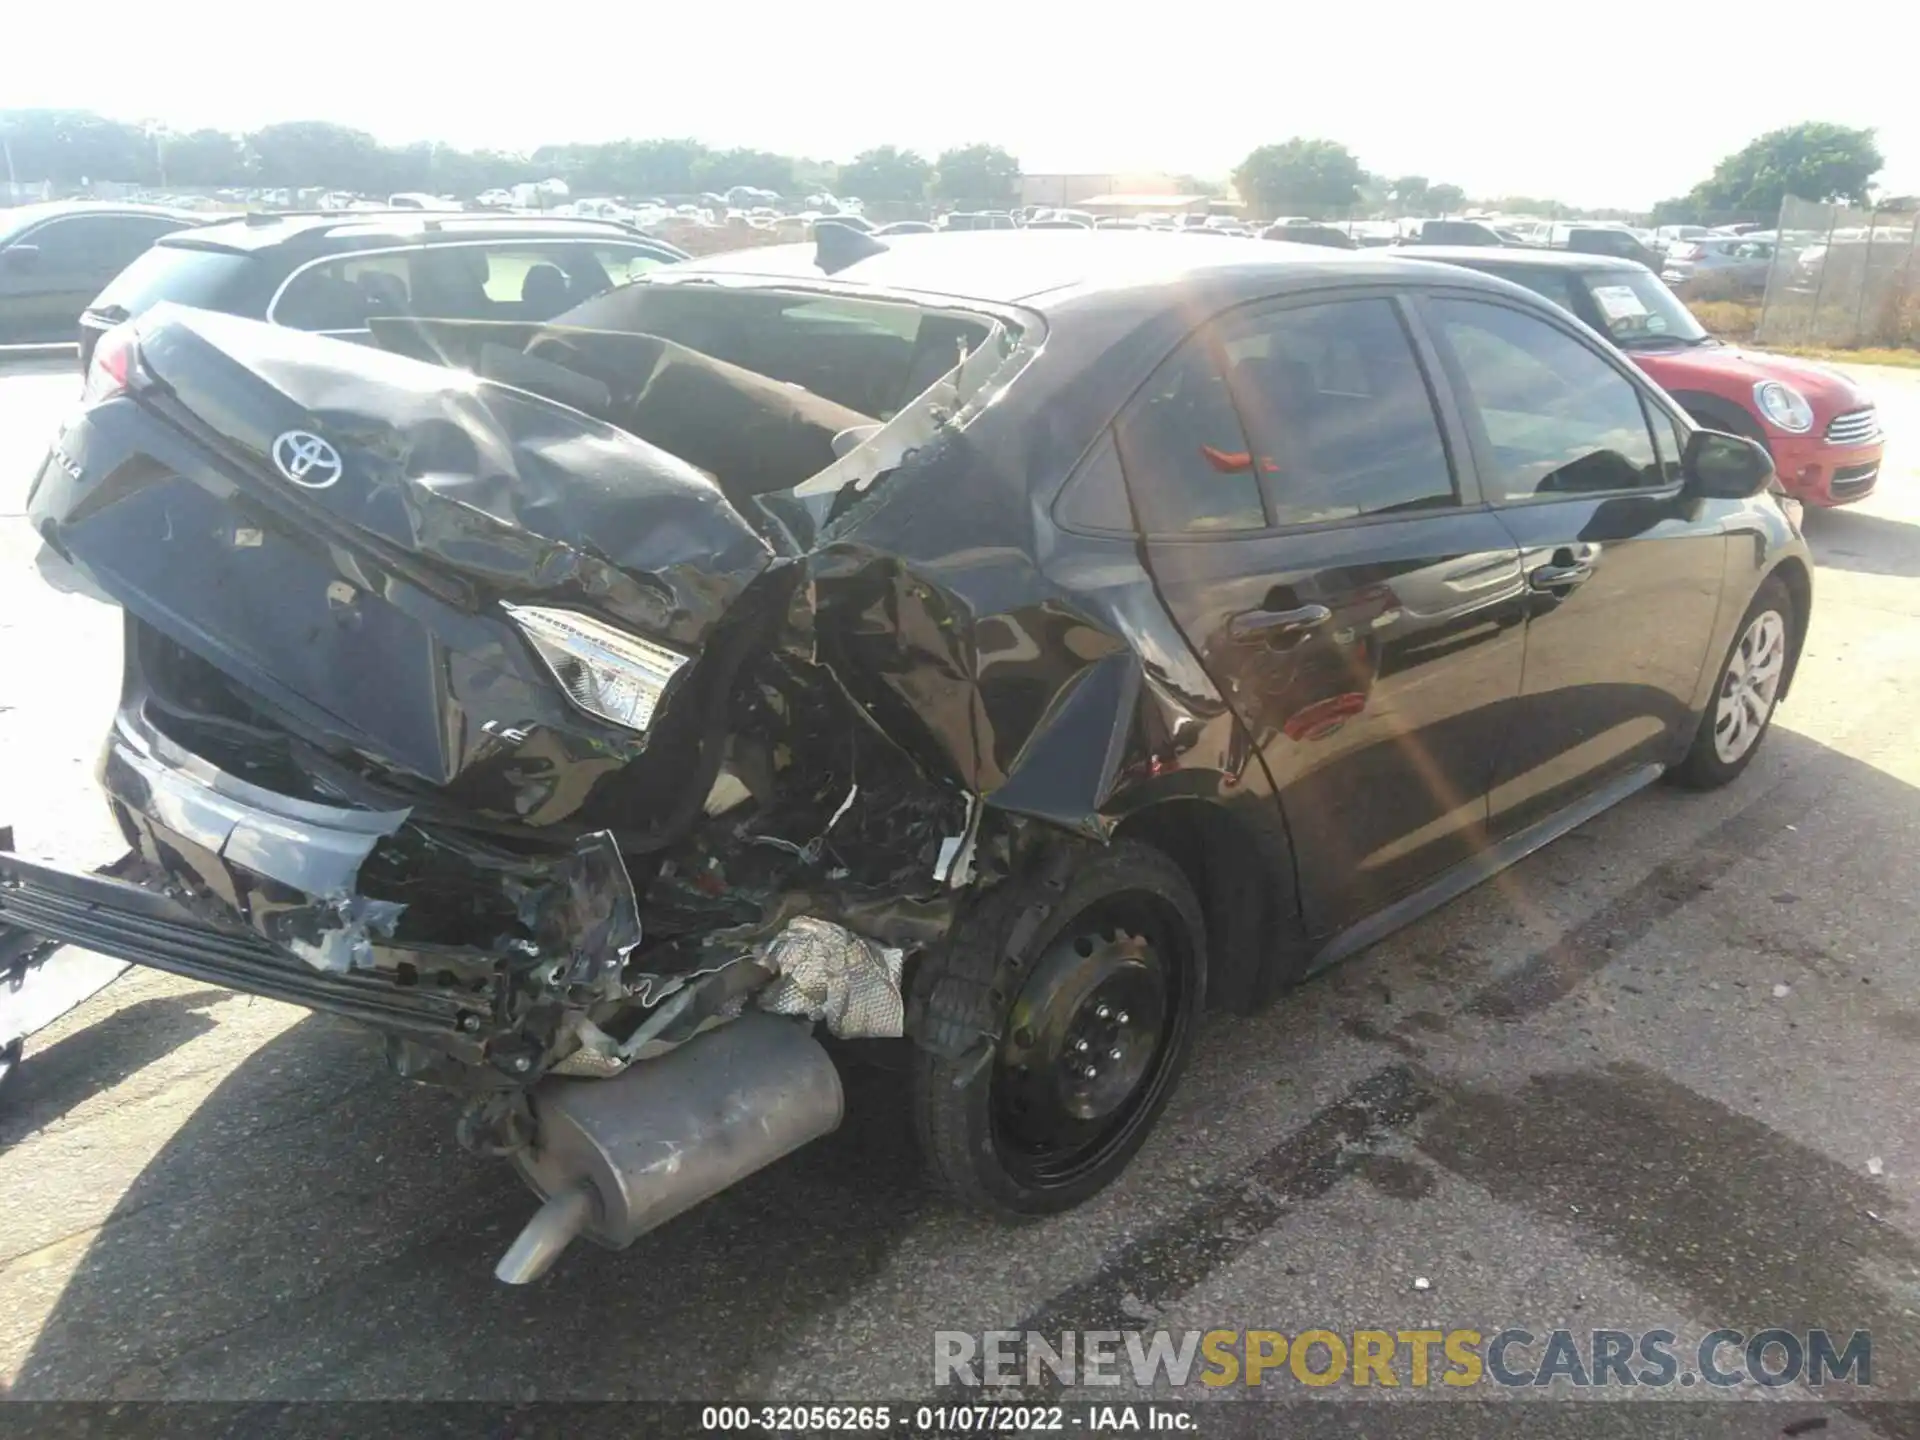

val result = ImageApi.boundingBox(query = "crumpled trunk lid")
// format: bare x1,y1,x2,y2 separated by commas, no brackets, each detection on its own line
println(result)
30,306,779,810
129,306,781,644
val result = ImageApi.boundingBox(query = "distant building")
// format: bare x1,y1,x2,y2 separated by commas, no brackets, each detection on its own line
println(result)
1021,173,1238,215
1080,193,1243,218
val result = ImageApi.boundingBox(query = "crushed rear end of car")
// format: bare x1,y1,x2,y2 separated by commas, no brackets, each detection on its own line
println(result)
8,280,1059,1279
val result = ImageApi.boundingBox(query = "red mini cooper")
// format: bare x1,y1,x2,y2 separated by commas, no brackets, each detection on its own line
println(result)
1407,247,1885,506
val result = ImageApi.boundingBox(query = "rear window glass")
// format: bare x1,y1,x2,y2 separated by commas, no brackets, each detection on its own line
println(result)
1478,266,1583,314
88,244,251,317
550,284,984,420
274,242,670,331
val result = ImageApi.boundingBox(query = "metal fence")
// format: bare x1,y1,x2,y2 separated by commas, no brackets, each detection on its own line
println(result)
1757,197,1920,348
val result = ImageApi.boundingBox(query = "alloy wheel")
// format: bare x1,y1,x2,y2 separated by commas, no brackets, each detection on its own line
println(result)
1713,609,1787,764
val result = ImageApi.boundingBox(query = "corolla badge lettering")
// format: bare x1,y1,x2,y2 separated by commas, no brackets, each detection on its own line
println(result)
271,431,343,489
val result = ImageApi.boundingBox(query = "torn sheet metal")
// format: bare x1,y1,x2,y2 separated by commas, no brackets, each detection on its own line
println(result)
277,894,407,975
792,319,1015,501
526,830,644,1000
749,779,858,864
933,795,980,888
751,916,905,1038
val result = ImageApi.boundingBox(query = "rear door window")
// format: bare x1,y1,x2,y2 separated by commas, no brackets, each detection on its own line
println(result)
590,244,670,291
1113,339,1266,534
1217,296,1458,526
275,251,414,331
464,243,668,316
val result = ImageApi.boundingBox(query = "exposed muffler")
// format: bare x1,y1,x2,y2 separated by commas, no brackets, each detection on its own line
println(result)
494,1011,844,1284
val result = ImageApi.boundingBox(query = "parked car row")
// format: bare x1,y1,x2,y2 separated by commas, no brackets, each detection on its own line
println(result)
1371,217,1873,305
1001,209,1265,235
3,201,1887,516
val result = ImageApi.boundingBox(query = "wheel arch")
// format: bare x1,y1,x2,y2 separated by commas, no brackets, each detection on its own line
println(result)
1111,798,1308,1013
1669,389,1770,449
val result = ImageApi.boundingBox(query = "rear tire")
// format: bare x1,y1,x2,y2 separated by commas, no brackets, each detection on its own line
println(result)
1672,576,1794,789
911,841,1206,1217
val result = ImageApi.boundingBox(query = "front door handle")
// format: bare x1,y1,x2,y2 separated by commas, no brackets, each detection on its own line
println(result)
1228,602,1333,644
1528,560,1593,591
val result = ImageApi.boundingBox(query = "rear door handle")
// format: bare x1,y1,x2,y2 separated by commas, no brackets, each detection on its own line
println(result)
1228,603,1332,643
1528,561,1593,591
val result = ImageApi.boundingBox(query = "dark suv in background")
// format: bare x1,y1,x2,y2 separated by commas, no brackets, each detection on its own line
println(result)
0,202,202,344
76,211,688,370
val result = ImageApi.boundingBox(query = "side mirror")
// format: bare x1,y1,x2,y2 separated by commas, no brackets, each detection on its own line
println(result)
2,244,41,274
1683,428,1774,499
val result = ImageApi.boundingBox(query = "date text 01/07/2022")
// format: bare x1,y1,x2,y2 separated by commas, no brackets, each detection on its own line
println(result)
699,1403,1197,1432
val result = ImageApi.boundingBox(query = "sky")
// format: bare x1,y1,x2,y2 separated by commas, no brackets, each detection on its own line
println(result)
8,0,1917,208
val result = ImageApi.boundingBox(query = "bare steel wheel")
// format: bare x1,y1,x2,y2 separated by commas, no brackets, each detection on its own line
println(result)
993,913,1178,1189
910,841,1206,1215
1675,575,1795,789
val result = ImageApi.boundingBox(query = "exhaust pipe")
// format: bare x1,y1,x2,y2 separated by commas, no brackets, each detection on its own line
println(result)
495,1011,844,1284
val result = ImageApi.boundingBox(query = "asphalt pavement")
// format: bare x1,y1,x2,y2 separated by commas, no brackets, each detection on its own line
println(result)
2,351,1919,1433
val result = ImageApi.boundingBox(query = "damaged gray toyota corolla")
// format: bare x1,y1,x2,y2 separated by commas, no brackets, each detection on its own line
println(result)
2,230,1810,1281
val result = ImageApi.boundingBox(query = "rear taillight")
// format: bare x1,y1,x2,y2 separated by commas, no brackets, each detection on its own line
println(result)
82,323,145,403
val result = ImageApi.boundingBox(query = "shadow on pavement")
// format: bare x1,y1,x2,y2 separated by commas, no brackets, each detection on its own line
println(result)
13,728,1920,1403
1802,504,1920,578
0,987,231,1151
13,1003,928,1399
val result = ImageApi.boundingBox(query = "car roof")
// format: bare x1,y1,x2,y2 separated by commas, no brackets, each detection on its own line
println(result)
161,211,667,255
1,200,203,236
1388,245,1645,274
664,229,1505,310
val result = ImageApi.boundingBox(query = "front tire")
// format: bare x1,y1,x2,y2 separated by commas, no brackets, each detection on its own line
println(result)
1673,576,1794,789
911,841,1206,1217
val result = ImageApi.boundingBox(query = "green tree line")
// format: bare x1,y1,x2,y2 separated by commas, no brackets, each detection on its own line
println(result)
1230,123,1887,223
3,110,1888,222
1648,122,1885,223
0,110,1025,204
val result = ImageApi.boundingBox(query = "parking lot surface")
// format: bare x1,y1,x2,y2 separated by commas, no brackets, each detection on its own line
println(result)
2,352,1919,1428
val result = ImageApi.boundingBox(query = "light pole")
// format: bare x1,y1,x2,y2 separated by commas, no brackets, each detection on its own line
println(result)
144,123,167,189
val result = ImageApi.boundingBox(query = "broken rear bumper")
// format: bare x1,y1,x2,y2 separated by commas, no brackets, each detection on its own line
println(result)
0,849,481,1050
1,702,512,1068
7,699,917,1091
100,698,417,975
